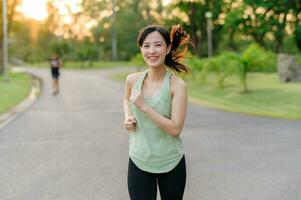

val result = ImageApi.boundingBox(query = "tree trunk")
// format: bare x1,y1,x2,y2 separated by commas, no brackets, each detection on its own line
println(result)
293,7,301,51
228,28,236,51
189,3,202,57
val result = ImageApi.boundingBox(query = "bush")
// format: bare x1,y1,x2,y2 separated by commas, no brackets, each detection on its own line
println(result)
185,53,239,88
130,53,145,71
241,43,276,72
184,56,208,82
209,52,240,89
296,54,301,69
238,43,276,92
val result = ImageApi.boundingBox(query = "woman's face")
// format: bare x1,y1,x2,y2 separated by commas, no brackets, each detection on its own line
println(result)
140,31,171,69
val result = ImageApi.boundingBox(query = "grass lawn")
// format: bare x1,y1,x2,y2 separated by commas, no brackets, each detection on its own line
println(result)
0,72,31,114
188,72,301,119
111,70,301,120
28,60,134,69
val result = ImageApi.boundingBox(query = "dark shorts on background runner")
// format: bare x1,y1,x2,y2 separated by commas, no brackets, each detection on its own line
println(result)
51,67,60,79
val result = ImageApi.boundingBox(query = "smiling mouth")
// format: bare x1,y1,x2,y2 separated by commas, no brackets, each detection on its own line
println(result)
148,56,159,62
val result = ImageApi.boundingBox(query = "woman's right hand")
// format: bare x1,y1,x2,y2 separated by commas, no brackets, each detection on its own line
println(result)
123,116,136,133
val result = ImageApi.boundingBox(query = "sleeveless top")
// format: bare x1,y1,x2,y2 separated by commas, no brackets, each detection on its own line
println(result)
129,70,184,173
50,58,60,68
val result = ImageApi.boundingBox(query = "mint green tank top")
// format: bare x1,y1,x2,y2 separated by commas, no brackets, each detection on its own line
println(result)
129,69,184,173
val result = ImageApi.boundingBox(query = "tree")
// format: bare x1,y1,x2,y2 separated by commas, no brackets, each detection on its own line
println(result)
165,0,224,57
235,0,301,53
0,0,22,74
239,43,274,92
223,4,245,51
82,0,158,60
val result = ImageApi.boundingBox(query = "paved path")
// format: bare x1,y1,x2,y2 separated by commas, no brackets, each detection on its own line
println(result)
0,68,300,200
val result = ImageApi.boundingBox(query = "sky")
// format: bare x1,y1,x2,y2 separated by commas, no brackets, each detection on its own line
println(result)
18,0,82,21
18,0,172,21
19,0,48,20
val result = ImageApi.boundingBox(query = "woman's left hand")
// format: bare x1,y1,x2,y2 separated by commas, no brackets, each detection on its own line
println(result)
130,90,147,110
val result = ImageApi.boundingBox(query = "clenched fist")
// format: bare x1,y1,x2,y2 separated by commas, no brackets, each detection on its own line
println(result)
123,116,136,133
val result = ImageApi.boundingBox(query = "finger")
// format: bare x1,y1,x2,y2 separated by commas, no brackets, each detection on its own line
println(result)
125,127,135,132
124,124,134,128
124,123,135,128
126,126,135,131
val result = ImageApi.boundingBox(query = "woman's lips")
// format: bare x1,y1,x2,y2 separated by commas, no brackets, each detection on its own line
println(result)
148,56,159,62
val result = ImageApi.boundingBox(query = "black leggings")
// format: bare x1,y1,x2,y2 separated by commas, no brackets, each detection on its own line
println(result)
127,156,186,200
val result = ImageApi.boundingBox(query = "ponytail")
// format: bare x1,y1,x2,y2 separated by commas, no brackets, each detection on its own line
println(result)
165,25,193,74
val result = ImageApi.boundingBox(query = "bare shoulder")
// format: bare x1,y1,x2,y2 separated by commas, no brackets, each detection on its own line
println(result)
126,72,143,87
170,75,186,89
170,74,187,95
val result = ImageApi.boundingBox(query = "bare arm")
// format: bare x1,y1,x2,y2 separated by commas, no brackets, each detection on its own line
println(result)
123,75,133,118
130,77,187,137
123,74,138,132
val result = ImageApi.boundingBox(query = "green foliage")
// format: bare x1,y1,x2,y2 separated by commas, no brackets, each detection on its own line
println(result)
210,52,241,89
110,70,301,119
185,56,203,72
186,44,276,92
241,43,275,72
130,53,145,71
49,39,72,58
185,56,209,83
5,0,301,66
239,43,276,92
166,1,224,57
75,38,99,68
115,8,147,60
188,72,301,119
185,52,239,88
0,72,31,114
223,6,245,51
295,25,301,52
297,54,301,69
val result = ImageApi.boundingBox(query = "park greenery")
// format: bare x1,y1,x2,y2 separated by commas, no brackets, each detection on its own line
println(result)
0,72,31,114
110,68,301,119
0,0,300,63
0,0,301,119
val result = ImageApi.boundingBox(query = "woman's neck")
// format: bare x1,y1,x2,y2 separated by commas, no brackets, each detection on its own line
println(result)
147,66,166,82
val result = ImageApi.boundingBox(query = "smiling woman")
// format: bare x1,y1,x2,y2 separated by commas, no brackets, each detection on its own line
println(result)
18,0,48,21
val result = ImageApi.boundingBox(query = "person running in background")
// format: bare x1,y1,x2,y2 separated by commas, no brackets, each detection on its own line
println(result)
123,24,193,200
50,53,62,95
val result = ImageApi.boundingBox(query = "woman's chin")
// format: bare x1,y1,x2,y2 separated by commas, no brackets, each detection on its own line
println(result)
147,62,164,68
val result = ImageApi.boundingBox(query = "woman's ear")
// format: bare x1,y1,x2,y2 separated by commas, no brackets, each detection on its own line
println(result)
166,44,172,55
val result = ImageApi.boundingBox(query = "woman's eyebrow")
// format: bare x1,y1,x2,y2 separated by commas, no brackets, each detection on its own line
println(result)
143,41,163,45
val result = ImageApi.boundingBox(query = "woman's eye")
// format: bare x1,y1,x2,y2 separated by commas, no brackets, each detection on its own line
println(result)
155,44,162,47
143,45,149,48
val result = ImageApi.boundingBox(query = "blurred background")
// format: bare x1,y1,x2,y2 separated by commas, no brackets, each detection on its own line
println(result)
0,0,300,63
1,0,301,119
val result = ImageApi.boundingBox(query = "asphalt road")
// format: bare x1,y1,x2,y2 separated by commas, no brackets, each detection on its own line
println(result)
0,68,300,200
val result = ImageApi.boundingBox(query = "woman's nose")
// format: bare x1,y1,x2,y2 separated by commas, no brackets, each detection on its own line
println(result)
149,46,156,53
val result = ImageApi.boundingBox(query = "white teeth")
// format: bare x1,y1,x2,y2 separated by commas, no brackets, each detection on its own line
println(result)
148,56,159,61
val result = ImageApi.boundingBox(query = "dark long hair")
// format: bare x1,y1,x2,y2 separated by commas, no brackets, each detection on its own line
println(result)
137,24,193,74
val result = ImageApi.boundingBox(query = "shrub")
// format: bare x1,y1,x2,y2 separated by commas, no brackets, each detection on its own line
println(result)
210,52,240,89
130,53,145,71
239,43,276,92
185,56,209,82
